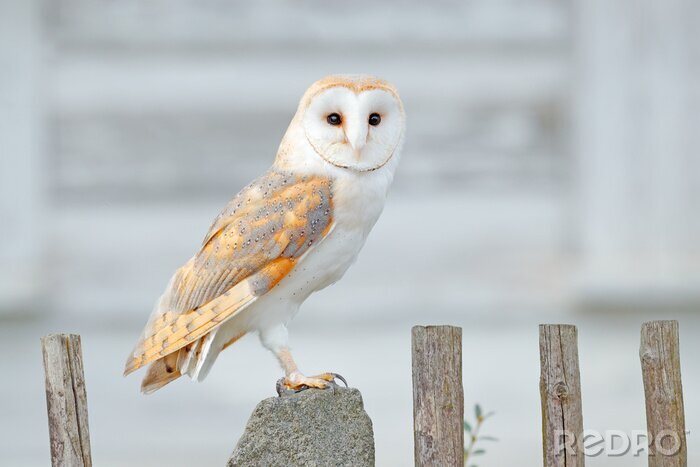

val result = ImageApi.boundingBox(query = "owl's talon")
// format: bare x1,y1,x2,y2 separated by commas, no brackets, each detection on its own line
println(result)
330,372,348,387
275,377,286,396
277,371,348,395
276,378,307,396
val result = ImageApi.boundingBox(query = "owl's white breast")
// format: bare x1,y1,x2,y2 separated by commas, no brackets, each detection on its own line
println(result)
296,169,391,289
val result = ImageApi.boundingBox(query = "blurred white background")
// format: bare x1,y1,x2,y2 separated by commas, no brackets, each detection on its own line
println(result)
1,1,699,465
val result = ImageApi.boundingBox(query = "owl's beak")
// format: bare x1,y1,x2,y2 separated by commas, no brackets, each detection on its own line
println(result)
345,121,367,159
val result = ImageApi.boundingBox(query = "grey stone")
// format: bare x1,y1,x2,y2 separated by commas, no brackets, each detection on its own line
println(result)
228,387,375,467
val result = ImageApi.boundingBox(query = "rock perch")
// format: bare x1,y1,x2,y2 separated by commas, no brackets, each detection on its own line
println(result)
228,387,374,467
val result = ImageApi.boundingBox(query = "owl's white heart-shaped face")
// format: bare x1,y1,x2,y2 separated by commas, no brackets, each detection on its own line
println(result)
302,86,404,172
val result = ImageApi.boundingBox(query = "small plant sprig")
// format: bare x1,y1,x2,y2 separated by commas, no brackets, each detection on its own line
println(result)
464,404,497,466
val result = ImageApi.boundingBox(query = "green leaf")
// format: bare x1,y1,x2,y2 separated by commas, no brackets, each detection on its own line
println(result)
479,435,499,442
472,449,486,456
474,404,482,420
464,420,472,433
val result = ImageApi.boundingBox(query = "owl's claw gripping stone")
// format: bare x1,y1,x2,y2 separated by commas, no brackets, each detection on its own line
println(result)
330,372,348,387
276,372,348,397
275,378,296,397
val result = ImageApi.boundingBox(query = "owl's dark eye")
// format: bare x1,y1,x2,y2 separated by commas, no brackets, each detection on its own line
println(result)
326,113,342,126
368,113,381,126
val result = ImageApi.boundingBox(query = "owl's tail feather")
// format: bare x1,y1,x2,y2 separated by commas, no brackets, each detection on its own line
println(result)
140,351,182,394
140,331,213,393
140,328,248,393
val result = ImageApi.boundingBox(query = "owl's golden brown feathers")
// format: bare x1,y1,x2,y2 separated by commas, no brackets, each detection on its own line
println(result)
124,171,334,387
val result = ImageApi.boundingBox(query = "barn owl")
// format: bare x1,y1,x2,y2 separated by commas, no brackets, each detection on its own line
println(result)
123,75,405,393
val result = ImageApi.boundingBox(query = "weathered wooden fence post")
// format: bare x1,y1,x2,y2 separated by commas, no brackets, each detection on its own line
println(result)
41,334,92,467
640,320,687,467
412,325,463,467
539,324,584,467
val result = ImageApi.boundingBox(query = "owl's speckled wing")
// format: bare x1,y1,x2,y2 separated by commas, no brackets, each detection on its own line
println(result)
124,170,333,375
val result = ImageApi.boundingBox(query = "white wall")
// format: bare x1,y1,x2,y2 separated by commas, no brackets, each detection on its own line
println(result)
574,0,700,307
0,0,43,313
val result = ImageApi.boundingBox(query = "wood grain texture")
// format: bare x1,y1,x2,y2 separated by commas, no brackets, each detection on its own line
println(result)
640,320,687,467
41,334,92,467
412,325,463,467
539,324,584,467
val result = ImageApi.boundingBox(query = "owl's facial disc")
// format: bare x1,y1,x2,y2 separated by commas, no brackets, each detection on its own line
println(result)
302,87,404,172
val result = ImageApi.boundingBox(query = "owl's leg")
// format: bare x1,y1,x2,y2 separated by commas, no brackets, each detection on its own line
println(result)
259,324,347,394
